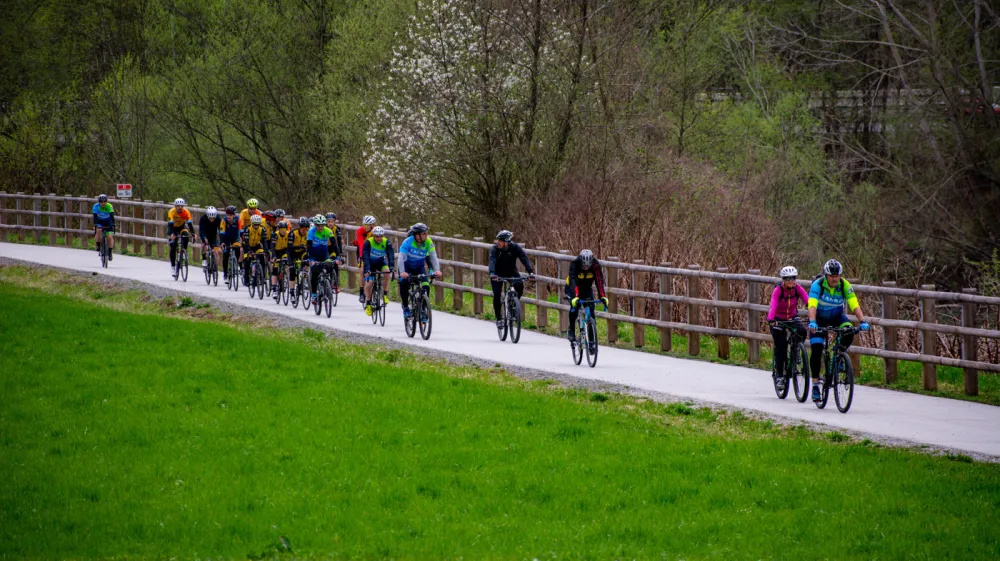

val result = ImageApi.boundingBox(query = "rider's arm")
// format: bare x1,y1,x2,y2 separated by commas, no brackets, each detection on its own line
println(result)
361,240,372,272
767,285,781,322
198,215,209,242
425,245,440,275
807,280,821,322
396,244,406,273
842,280,864,321
488,246,498,276
515,244,534,274
92,206,99,227
593,263,606,299
567,259,579,297
386,240,395,272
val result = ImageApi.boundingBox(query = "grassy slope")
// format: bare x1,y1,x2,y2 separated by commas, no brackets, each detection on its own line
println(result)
0,279,998,559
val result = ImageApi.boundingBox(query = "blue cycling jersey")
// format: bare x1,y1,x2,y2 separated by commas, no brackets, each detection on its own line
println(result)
307,226,333,261
92,203,114,222
397,235,438,274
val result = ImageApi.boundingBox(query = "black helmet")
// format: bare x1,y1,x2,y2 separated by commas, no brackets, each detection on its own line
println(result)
411,222,429,234
496,230,513,242
298,217,310,227
274,209,285,218
225,205,237,214
97,194,108,203
823,259,843,276
325,212,337,220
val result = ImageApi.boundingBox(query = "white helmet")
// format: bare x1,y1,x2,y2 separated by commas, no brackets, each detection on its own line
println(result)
363,215,376,225
173,198,186,206
206,206,218,218
313,214,326,225
250,214,262,225
579,249,594,268
779,266,798,279
823,259,843,276
372,226,385,236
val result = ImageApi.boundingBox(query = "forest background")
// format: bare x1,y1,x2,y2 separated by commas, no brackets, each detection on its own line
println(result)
2,0,998,292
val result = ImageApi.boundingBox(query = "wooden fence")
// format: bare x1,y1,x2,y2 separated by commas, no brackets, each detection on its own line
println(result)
2,193,999,395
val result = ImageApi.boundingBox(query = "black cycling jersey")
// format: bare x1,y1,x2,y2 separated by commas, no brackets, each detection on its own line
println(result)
199,215,222,241
489,242,534,277
566,256,606,298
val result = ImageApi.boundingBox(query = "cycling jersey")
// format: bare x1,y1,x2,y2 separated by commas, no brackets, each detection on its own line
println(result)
768,283,809,321
220,216,241,243
363,237,394,273
566,257,606,299
245,224,267,249
489,242,533,277
239,208,261,229
808,277,859,319
167,208,193,228
396,235,440,274
273,229,290,251
307,226,334,261
199,215,222,243
92,203,115,229
355,226,373,258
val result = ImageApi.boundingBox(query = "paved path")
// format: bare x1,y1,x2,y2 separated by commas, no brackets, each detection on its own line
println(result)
3,242,999,458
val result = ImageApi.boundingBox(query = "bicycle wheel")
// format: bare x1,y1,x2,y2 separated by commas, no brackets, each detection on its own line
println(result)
290,276,300,308
204,254,212,284
815,365,831,410
834,352,854,413
792,342,810,403
255,267,265,300
572,320,584,365
212,256,219,286
418,298,431,339
247,265,256,297
180,252,189,282
497,296,509,341
509,295,522,344
282,275,290,305
371,282,381,325
302,276,312,311
585,318,598,368
324,280,333,318
101,236,108,268
772,358,790,399
314,289,323,315
331,271,339,307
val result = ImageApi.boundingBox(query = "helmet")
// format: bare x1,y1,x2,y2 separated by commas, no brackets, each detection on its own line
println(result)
579,249,594,268
496,230,513,242
206,206,218,219
372,226,385,237
299,217,310,227
411,222,429,234
277,220,289,230
173,198,186,206
246,198,259,209
225,205,237,215
363,215,376,225
97,194,108,203
274,209,285,218
823,259,843,276
313,214,326,225
262,210,275,220
250,214,262,225
779,266,798,279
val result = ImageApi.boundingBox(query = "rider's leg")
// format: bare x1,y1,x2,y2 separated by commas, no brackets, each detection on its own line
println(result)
399,276,411,311
169,238,177,267
107,231,114,250
364,277,373,303
94,227,102,252
770,325,789,379
490,279,503,318
381,271,391,303
311,264,321,296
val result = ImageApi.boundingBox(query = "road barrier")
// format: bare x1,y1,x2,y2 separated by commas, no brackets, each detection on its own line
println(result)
2,192,998,393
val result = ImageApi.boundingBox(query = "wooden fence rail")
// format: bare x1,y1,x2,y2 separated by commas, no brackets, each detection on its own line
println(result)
2,193,998,390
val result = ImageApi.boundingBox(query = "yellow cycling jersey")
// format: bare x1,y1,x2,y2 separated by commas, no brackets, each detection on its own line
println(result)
246,225,266,248
273,229,290,251
291,228,309,249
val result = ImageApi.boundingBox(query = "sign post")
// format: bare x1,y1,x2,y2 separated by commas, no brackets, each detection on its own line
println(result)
116,183,133,199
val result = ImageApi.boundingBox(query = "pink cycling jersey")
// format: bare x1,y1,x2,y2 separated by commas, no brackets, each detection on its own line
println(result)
768,283,809,321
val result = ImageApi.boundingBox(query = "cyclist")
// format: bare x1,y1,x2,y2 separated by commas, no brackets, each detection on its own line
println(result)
239,198,262,230
289,217,311,287
767,266,808,387
489,230,535,328
92,194,116,261
807,259,870,401
219,206,241,281
166,198,195,270
307,215,336,304
269,219,291,298
261,210,277,255
565,249,608,344
362,226,395,316
355,215,377,302
396,223,442,319
325,212,344,290
198,206,223,271
242,214,268,286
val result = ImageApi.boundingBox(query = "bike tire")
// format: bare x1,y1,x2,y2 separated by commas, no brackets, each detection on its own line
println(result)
331,272,339,307
834,352,854,413
792,342,810,403
509,295,521,344
204,253,211,285
585,318,598,367
314,291,323,315
101,236,108,268
816,369,831,410
282,277,290,305
324,280,333,318
212,257,219,286
418,298,431,339
291,278,300,308
404,308,417,338
255,268,265,300
772,361,790,399
371,282,381,325
302,278,312,311
497,298,509,341
571,326,584,365
180,252,189,282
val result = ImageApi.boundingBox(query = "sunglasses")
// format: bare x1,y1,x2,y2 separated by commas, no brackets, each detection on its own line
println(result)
782,277,797,281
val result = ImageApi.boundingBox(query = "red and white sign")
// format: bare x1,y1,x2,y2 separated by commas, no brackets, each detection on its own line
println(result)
116,183,132,198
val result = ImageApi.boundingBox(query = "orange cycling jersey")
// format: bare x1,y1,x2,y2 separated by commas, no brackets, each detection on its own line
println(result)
167,208,193,228
239,208,261,229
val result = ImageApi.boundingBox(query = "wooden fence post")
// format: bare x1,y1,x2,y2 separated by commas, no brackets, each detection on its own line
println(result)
558,250,570,335
33,195,41,243
535,247,548,329
747,269,761,364
132,202,141,254
882,281,898,384
189,206,202,263
64,195,73,246
920,284,937,390
632,260,645,348
434,232,446,306
15,193,24,242
659,262,673,352
962,288,979,396
46,195,56,245
79,199,89,248
605,257,620,343
155,203,165,258
451,235,464,311
472,237,484,315
687,265,702,356
345,224,357,291
144,201,153,256
716,267,730,360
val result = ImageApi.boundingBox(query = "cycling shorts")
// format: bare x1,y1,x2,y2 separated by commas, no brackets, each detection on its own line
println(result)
94,220,114,233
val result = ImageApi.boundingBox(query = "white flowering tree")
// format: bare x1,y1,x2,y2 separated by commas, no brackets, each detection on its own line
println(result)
366,0,593,231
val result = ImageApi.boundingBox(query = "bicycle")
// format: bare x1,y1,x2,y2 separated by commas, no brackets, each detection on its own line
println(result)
202,244,219,286
292,260,310,310
494,276,527,344
769,320,811,402
567,298,606,368
811,326,861,413
247,249,267,300
367,269,389,327
225,243,241,291
313,259,335,318
404,273,433,340
171,231,190,282
272,256,290,305
96,227,111,269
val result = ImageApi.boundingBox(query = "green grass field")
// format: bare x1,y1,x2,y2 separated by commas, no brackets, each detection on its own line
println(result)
1,274,999,559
